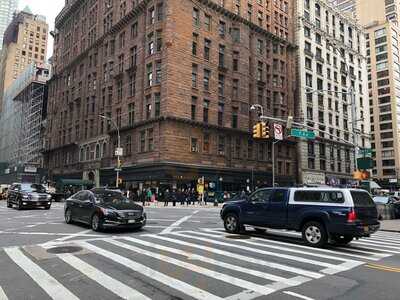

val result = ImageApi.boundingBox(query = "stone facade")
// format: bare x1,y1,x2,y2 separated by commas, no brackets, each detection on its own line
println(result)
45,0,298,189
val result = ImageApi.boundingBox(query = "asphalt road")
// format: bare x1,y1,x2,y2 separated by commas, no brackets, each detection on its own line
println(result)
0,200,399,300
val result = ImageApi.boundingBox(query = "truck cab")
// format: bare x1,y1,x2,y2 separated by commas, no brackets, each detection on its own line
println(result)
220,187,380,247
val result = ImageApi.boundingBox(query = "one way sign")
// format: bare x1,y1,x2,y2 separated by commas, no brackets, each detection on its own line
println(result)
273,123,283,140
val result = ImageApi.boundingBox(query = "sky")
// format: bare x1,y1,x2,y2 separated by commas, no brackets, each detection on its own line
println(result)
18,0,65,57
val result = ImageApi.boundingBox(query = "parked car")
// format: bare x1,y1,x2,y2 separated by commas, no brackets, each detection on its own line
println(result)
64,189,146,231
220,188,380,247
7,183,52,210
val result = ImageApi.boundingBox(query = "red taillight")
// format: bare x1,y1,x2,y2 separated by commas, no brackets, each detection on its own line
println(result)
347,209,357,222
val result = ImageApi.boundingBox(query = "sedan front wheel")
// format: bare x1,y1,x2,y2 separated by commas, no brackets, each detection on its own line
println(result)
91,214,103,232
224,213,240,234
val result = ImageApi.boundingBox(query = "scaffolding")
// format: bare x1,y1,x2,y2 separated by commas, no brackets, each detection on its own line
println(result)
0,63,51,167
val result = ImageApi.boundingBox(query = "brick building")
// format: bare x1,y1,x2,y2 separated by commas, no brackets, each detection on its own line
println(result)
44,0,298,191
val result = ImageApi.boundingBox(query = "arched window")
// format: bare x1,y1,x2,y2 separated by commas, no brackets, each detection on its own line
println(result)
95,144,100,159
80,148,84,161
86,146,90,161
102,142,107,158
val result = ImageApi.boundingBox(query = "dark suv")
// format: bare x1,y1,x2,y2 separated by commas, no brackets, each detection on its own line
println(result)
7,183,52,210
220,187,380,247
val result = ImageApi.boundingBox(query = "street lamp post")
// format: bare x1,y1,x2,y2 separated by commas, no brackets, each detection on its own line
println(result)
99,115,121,188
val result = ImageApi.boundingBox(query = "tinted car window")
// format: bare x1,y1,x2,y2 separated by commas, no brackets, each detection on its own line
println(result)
294,191,345,203
249,190,272,203
373,196,390,204
271,190,287,202
351,191,376,207
20,184,46,193
94,191,134,205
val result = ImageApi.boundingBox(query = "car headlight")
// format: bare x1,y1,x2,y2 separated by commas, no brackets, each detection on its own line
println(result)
46,194,52,200
100,207,116,216
22,194,29,199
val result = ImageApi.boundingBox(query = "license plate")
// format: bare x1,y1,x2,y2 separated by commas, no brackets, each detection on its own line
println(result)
128,220,137,224
364,226,369,233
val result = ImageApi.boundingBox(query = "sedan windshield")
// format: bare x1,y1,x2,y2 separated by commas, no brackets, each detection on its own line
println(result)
94,192,134,205
21,184,46,193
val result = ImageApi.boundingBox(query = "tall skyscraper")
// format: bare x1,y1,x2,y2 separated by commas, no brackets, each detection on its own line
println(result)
334,0,400,186
0,0,18,51
296,0,369,185
0,8,48,110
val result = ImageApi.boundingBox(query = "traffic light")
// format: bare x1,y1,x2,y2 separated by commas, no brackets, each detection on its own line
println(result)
261,122,269,139
253,123,262,138
117,158,122,169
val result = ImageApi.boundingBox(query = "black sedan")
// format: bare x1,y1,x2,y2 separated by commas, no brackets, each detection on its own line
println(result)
7,183,52,210
64,189,146,231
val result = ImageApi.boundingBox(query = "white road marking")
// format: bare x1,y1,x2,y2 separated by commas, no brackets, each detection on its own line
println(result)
51,229,94,243
358,238,400,247
77,241,222,300
107,239,276,296
201,229,390,260
283,291,315,300
148,234,323,279
196,230,363,265
121,236,309,286
161,210,199,234
4,247,79,300
149,218,201,223
350,241,400,253
170,232,356,274
0,286,9,300
58,253,151,300
0,231,102,238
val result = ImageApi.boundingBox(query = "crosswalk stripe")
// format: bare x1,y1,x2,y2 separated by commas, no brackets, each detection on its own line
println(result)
201,229,390,260
148,234,323,279
121,236,307,286
77,241,223,300
348,242,400,254
106,239,276,296
170,232,352,275
0,286,8,300
4,247,79,300
58,253,151,300
368,234,400,243
356,238,400,247
195,230,363,264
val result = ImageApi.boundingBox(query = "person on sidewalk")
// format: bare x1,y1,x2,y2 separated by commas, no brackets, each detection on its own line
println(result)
146,188,153,206
164,189,169,206
172,189,177,207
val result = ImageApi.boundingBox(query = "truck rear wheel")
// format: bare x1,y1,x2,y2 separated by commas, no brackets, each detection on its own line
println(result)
302,221,327,247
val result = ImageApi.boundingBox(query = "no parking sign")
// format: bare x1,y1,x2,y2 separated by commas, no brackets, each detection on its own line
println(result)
273,123,283,140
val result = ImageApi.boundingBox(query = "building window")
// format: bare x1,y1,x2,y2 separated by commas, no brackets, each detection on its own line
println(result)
192,33,198,55
191,137,199,152
147,63,153,86
148,32,154,55
146,95,152,119
148,128,154,151
126,136,132,155
128,103,135,125
232,79,239,99
232,107,238,128
140,131,146,152
155,60,162,84
219,44,225,67
233,51,239,71
204,39,211,60
204,69,210,90
155,93,161,117
257,61,263,81
218,103,224,126
203,133,210,153
205,14,211,31
219,21,226,37
117,79,123,101
218,74,225,96
192,64,198,88
149,7,155,24
129,72,136,96
203,100,209,123
191,96,197,120
218,136,225,155
193,7,200,26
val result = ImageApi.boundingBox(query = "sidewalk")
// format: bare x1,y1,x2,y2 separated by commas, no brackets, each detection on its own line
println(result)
137,201,221,209
380,219,400,233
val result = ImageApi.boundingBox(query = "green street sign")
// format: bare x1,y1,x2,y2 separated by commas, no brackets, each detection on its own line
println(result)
290,128,316,139
358,148,372,156
357,157,373,170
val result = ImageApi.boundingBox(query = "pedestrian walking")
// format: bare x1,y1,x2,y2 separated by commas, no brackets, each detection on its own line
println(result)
140,190,145,206
164,189,169,206
172,189,177,207
147,188,153,206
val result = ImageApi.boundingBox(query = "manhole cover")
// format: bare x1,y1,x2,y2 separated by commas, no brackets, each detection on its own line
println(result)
225,235,251,240
47,246,83,254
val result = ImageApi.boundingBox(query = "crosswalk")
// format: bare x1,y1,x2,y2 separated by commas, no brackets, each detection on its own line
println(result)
0,228,399,300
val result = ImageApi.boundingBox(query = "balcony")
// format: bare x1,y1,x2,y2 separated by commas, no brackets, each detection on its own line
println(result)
315,55,324,63
304,48,314,57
